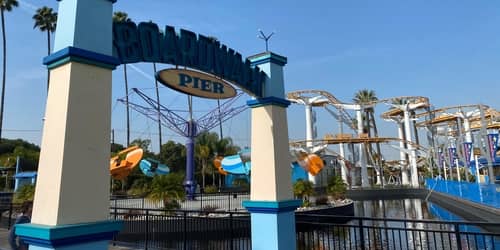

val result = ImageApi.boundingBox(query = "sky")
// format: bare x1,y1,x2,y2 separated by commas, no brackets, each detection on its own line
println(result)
2,0,500,158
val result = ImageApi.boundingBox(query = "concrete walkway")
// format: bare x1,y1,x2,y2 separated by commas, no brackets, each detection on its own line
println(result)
0,228,141,250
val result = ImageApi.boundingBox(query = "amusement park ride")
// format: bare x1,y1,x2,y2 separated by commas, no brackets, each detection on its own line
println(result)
114,81,500,194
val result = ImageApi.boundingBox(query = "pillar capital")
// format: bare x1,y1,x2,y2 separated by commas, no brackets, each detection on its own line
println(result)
248,52,287,67
247,97,291,108
247,52,287,98
54,0,114,56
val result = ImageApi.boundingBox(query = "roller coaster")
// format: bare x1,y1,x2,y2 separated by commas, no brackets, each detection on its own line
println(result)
118,85,499,189
288,90,431,187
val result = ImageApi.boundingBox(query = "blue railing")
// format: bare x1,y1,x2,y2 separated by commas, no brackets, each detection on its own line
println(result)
425,178,500,208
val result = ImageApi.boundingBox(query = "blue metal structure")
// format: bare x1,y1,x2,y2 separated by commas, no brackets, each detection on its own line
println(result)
118,88,248,199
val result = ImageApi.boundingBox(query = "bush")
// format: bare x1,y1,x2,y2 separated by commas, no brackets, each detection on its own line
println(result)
293,179,314,207
232,178,249,189
204,185,218,194
326,176,346,200
13,184,35,204
147,173,185,210
315,196,329,206
164,199,181,210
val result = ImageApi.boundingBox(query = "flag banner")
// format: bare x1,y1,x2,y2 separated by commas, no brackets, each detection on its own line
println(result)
438,150,444,169
448,147,457,168
487,133,498,161
463,142,473,167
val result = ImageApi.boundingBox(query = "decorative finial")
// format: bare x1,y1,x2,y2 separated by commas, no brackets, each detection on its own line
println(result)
257,29,275,52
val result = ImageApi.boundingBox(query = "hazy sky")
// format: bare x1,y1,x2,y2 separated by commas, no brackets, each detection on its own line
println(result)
3,1,500,157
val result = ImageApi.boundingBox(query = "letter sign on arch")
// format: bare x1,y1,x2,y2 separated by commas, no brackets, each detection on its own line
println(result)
113,21,266,98
156,68,237,99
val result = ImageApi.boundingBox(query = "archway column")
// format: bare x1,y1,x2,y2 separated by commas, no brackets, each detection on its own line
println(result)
243,52,301,250
15,1,122,249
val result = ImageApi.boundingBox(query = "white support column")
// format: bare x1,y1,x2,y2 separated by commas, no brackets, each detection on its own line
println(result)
338,120,348,183
304,104,317,185
443,161,448,180
463,118,473,143
356,109,369,187
404,107,419,187
398,121,409,185
475,155,481,183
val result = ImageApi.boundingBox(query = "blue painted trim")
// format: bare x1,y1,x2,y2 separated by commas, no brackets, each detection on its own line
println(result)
43,46,120,69
248,52,287,66
247,97,291,108
243,199,302,213
19,232,116,248
16,220,123,248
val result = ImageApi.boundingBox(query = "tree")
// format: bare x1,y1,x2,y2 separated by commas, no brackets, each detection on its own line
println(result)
326,176,347,200
13,184,35,203
353,89,382,184
293,179,314,207
33,6,57,91
195,131,219,188
113,11,132,146
159,141,186,173
147,173,185,209
0,0,18,141
213,137,239,186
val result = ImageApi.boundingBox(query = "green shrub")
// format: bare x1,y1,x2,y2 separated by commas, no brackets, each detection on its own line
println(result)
147,173,185,209
13,184,35,204
204,185,218,194
326,176,347,200
232,178,249,189
293,179,314,207
315,196,329,206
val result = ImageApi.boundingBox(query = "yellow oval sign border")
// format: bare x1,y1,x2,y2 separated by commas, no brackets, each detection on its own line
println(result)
156,68,237,99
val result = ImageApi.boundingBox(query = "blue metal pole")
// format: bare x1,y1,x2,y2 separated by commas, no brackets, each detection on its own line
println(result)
185,120,197,200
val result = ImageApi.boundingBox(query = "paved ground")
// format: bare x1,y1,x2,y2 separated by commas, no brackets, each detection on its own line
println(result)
0,228,141,250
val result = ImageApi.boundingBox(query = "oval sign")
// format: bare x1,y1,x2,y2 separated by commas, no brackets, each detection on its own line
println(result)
156,68,237,99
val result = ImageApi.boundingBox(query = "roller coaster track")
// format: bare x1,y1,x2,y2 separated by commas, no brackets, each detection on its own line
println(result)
287,89,430,131
289,137,428,153
287,90,357,130
414,104,499,128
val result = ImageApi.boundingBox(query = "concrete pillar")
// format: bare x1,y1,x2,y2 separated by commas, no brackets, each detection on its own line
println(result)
398,121,409,185
463,118,472,143
356,109,369,187
338,121,348,183
16,1,122,249
304,104,317,185
243,52,301,250
403,108,419,187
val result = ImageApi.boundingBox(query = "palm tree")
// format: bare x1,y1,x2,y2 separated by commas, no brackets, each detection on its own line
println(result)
148,173,185,209
33,6,57,92
213,136,239,186
353,89,378,135
353,89,382,184
0,0,18,141
113,11,131,146
195,131,219,188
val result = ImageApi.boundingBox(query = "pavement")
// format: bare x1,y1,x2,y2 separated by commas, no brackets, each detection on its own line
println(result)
0,228,142,250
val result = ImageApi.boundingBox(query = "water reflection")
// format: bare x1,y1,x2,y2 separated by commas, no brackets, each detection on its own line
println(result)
354,199,431,220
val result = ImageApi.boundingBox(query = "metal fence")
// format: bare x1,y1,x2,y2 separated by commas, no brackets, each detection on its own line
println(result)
110,192,250,211
110,207,500,250
111,207,251,250
296,214,500,250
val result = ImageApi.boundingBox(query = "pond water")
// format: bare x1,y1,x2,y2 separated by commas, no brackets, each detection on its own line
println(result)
354,199,438,221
